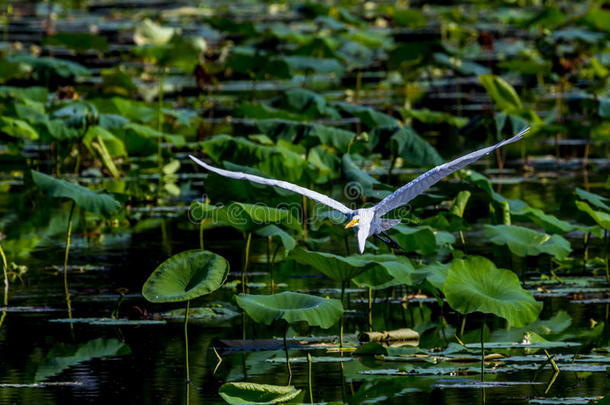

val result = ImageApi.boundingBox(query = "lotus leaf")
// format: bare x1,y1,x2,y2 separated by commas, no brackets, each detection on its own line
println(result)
442,256,542,327
189,201,300,233
288,248,374,282
236,292,343,329
484,224,572,259
479,74,522,112
142,250,229,303
575,188,610,212
31,170,121,216
0,117,39,140
575,201,610,230
352,255,420,289
43,32,109,53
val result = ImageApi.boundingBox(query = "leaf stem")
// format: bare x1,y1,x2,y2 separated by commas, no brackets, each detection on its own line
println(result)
480,314,486,383
242,232,252,294
64,201,76,323
184,299,190,384
283,323,292,385
308,353,313,404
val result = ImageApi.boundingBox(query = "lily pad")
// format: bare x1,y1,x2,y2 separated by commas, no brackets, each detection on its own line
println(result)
219,382,302,404
142,250,229,303
442,256,542,327
236,292,343,329
49,317,166,325
162,305,239,325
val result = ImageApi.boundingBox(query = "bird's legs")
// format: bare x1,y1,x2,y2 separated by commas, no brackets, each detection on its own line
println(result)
374,232,404,251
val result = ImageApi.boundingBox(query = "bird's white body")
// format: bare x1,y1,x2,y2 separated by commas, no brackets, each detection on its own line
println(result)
190,127,529,254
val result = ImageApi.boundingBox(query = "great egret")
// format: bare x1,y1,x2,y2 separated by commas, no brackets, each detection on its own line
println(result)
190,127,529,253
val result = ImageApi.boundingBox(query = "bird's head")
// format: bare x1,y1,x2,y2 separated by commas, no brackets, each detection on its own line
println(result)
345,209,375,254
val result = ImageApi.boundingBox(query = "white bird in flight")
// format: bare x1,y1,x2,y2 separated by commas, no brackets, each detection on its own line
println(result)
190,127,529,254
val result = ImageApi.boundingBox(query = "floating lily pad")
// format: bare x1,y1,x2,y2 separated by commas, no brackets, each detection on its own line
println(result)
0,382,84,388
49,317,166,325
142,250,229,303
162,305,239,325
0,306,64,313
265,356,352,364
218,382,302,404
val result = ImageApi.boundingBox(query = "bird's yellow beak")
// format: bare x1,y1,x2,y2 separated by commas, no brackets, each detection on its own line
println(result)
345,218,359,229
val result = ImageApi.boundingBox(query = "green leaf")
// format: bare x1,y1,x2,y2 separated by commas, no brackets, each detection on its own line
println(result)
219,382,302,405
257,119,354,153
31,170,121,216
390,226,438,255
574,188,610,212
200,134,316,184
449,191,471,218
0,117,39,140
123,122,185,147
236,292,343,328
434,53,491,76
575,201,610,230
189,201,300,233
83,126,127,157
0,85,48,103
391,126,444,166
275,88,340,120
483,224,572,259
282,55,345,75
333,101,398,129
370,126,443,166
162,304,239,325
43,32,109,53
401,108,468,128
288,248,373,282
415,262,450,290
0,59,32,82
509,201,575,234
352,255,420,289
341,154,388,197
142,250,229,303
35,338,131,382
254,225,296,257
479,74,522,112
442,256,542,327
393,9,427,28
8,54,91,79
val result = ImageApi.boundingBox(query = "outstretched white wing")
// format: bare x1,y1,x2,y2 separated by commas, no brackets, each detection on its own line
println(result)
189,155,354,215
374,127,529,217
